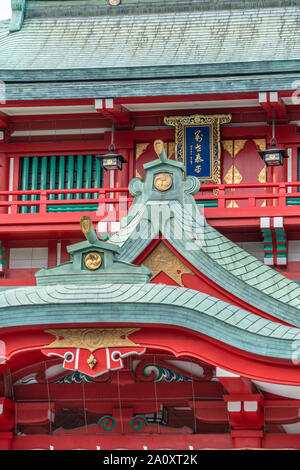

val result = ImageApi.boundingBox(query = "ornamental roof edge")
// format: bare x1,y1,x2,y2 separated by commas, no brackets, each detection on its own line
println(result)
0,283,298,361
22,0,300,24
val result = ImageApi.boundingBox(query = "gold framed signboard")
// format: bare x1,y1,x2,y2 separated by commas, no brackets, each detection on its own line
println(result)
164,114,231,184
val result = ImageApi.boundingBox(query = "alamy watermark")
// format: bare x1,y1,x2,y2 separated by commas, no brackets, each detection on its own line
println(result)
0,81,5,104
0,340,6,364
96,196,206,250
291,80,300,105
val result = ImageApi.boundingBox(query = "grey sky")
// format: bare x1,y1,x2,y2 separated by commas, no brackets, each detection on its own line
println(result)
0,0,11,21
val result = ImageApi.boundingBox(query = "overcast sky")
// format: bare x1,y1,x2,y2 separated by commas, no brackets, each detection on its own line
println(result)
0,0,12,21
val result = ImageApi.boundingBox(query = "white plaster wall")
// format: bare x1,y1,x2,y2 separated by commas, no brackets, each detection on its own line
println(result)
235,241,264,262
9,247,48,269
288,240,300,262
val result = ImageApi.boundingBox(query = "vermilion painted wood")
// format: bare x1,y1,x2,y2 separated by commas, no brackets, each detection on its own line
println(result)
191,400,300,425
10,433,233,450
8,432,300,450
0,99,96,107
12,382,223,402
0,93,261,108
0,123,299,154
1,324,300,385
0,182,299,219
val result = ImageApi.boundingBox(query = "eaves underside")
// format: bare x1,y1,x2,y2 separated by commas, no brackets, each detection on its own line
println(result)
3,73,300,100
1,60,300,83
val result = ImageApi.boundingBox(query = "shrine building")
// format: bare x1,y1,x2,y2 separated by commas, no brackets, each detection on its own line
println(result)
0,0,300,450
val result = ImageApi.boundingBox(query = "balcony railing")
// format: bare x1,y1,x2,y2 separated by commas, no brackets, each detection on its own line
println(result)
0,182,299,221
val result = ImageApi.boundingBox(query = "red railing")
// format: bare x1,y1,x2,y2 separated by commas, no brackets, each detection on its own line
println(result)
195,181,299,208
0,188,133,216
0,182,299,218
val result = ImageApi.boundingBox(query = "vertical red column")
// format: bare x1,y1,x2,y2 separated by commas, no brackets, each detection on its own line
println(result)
0,152,8,215
48,241,58,268
272,158,287,183
115,149,130,188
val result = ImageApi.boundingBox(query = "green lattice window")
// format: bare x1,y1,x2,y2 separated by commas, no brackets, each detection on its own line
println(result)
18,155,102,213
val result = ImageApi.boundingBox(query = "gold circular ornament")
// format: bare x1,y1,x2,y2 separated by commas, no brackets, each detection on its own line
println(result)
109,0,120,5
154,173,173,192
84,252,102,271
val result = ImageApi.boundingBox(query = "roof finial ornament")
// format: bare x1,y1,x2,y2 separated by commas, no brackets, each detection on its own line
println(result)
153,139,168,164
10,0,26,33
80,216,109,244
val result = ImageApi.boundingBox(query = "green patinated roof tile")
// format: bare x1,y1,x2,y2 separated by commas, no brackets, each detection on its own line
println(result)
246,277,277,290
234,317,254,330
171,289,200,306
1,6,299,73
224,311,249,326
263,284,288,295
281,331,298,340
269,325,294,337
185,293,210,310
238,270,259,282
216,310,238,321
2,282,300,359
277,291,300,304
227,252,247,263
247,318,271,333
224,265,248,276
287,298,300,308
203,237,223,248
258,326,275,336
243,262,266,274
195,296,216,312
264,286,293,300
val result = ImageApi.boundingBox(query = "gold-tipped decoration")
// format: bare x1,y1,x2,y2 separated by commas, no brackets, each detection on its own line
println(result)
80,216,92,235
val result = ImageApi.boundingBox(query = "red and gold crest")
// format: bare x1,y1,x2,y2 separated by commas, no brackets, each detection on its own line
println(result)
41,327,146,377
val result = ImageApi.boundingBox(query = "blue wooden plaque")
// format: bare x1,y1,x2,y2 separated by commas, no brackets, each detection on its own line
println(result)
164,114,231,184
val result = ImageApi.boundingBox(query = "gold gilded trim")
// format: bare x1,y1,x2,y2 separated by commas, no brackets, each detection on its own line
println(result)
168,142,176,158
254,139,266,152
257,166,267,183
143,241,193,286
80,216,92,235
135,142,150,177
43,328,141,352
136,143,149,161
223,166,243,185
221,140,234,158
233,140,247,158
87,354,97,369
227,200,239,208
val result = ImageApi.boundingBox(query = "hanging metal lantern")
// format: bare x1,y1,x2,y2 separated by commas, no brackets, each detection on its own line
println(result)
258,112,288,167
97,122,127,171
100,146,127,171
258,143,288,167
